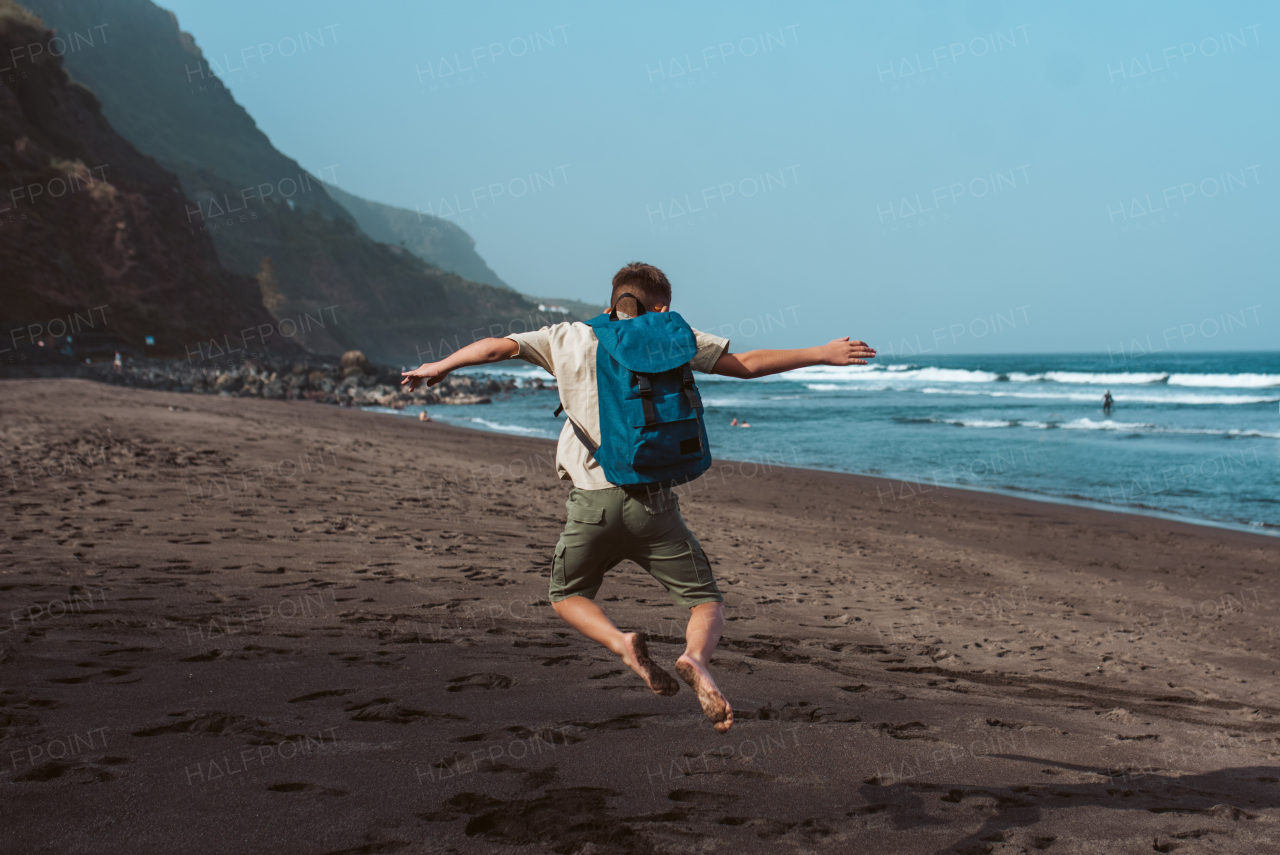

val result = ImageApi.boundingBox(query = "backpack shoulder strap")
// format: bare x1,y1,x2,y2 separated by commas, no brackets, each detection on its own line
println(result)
681,365,702,409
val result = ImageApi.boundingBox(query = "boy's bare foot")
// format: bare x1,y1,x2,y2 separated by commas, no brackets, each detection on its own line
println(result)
675,654,733,733
620,632,678,696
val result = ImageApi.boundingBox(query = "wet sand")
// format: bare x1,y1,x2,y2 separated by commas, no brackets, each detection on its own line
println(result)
3,378,1279,854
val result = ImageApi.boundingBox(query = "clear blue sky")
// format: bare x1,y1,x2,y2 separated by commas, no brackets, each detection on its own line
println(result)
161,0,1276,354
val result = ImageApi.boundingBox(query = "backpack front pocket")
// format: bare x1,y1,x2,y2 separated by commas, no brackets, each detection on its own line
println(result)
630,417,704,470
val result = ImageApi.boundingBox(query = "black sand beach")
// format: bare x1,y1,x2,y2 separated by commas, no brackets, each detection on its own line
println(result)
3,379,1279,854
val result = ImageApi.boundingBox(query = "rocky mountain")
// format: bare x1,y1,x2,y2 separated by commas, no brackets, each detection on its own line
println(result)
0,1,286,357
18,0,553,364
323,183,511,291
18,0,351,223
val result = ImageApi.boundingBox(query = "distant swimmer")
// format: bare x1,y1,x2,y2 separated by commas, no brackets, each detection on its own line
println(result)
730,417,738,426
1103,390,1113,415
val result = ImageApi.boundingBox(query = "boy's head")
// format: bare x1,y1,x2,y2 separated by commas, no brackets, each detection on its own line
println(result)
611,262,672,315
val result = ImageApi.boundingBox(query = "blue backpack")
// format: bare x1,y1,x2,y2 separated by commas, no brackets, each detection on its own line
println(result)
556,296,712,488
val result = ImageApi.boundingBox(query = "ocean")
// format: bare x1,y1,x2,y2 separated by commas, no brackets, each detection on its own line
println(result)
381,352,1280,535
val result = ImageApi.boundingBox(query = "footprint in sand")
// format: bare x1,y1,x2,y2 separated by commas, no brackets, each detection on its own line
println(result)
417,786,632,851
343,697,466,724
668,788,739,806
48,667,135,684
446,673,514,692
266,782,348,796
288,689,353,704
12,755,132,783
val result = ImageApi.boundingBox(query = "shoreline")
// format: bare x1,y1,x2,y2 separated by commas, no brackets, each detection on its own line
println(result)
366,402,1280,541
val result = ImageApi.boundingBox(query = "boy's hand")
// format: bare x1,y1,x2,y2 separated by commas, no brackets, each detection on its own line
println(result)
821,337,877,366
401,362,448,391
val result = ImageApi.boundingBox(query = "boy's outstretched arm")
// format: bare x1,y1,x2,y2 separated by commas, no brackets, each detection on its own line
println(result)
711,336,876,379
400,337,519,391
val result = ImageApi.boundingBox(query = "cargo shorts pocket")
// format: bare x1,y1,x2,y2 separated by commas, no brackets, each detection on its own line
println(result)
566,504,604,525
686,539,715,587
550,541,567,591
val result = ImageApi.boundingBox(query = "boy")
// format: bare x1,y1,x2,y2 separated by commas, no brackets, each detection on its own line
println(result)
402,262,875,732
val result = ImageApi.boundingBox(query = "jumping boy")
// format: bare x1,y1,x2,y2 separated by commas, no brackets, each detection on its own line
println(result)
402,262,875,732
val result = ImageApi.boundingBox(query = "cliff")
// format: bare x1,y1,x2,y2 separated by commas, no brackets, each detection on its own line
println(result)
19,0,552,364
0,1,285,357
324,183,512,292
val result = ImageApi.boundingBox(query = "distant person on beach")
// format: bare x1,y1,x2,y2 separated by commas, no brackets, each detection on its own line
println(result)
418,410,431,423
1103,390,1113,415
402,262,875,732
112,351,122,374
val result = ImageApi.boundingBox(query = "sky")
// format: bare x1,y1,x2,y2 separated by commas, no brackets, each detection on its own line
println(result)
160,0,1277,355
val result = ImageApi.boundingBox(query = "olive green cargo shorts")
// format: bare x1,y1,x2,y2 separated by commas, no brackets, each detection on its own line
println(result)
549,486,722,609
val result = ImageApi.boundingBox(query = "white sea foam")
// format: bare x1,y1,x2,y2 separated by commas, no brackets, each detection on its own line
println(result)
363,407,555,438
1059,418,1154,431
463,417,549,436
1054,419,1280,438
702,396,767,406
910,367,1002,383
427,415,550,436
784,365,999,383
789,366,1278,390
923,416,1280,439
1007,371,1280,388
948,419,1015,428
918,387,1278,405
1012,371,1170,385
1168,373,1280,388
803,383,893,392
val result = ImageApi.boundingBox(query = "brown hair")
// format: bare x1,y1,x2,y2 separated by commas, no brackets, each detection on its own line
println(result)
610,262,672,315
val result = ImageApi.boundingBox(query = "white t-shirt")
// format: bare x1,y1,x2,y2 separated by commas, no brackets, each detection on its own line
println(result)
506,316,729,489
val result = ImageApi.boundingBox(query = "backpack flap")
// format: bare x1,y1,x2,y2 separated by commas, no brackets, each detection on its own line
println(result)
587,312,698,374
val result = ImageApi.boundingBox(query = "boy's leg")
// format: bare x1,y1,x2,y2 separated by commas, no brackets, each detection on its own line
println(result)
622,489,734,732
548,487,678,696
675,602,733,733
551,596,678,696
